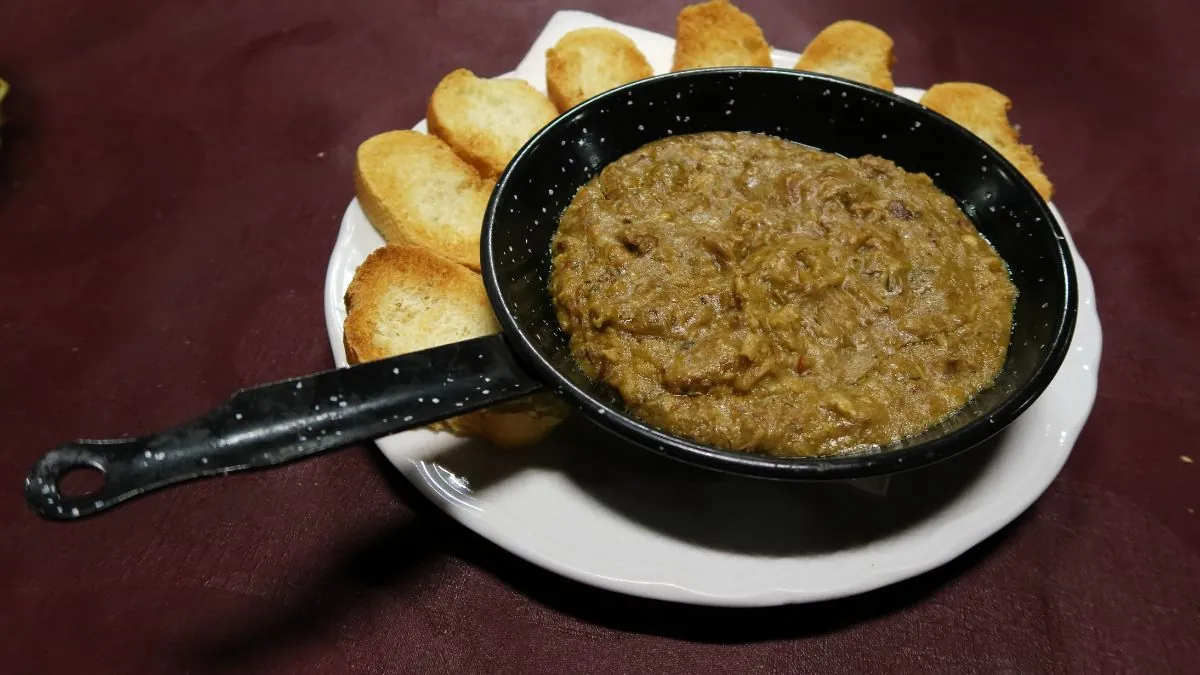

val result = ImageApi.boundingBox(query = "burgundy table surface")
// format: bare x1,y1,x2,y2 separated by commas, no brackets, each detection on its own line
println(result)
2,0,1197,672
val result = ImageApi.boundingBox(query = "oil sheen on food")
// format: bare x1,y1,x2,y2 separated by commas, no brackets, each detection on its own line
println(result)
550,132,1016,457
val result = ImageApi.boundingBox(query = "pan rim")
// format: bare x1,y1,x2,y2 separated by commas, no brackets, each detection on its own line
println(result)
482,66,1078,480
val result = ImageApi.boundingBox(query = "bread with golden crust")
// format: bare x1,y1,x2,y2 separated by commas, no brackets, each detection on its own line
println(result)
546,28,654,111
795,20,895,91
343,244,566,447
921,82,1054,200
427,68,559,178
0,78,9,128
354,130,492,270
343,244,498,364
672,0,772,71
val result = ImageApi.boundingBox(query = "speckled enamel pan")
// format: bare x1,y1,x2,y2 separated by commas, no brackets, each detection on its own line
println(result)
26,68,1076,521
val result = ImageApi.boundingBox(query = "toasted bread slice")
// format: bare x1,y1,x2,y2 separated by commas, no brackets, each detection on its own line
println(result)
0,78,8,127
672,0,772,71
343,244,567,447
921,82,1054,200
355,130,492,270
433,395,568,449
343,244,499,363
427,68,559,178
795,20,895,91
546,28,654,111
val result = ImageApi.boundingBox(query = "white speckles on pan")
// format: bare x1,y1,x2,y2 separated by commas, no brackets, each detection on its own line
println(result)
475,69,1070,468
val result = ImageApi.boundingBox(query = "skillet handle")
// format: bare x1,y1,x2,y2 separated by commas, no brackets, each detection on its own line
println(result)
25,335,542,521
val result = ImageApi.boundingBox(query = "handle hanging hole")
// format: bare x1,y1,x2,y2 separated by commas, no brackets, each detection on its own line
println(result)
56,464,107,498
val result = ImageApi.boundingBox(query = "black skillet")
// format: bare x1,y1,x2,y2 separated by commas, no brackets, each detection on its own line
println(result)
25,68,1077,521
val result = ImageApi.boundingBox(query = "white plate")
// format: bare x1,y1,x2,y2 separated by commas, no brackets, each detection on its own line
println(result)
322,12,1102,606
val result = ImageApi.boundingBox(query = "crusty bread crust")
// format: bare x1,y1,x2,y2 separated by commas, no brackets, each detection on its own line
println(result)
0,78,8,127
921,82,1054,200
672,0,772,71
343,244,498,364
354,130,492,270
343,244,567,446
427,68,559,178
795,20,895,91
439,394,570,448
546,28,654,111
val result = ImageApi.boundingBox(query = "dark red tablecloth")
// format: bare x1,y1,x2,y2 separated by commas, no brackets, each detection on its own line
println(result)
2,1,1197,672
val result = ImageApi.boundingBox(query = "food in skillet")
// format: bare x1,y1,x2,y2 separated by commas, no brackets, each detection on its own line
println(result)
550,132,1017,457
